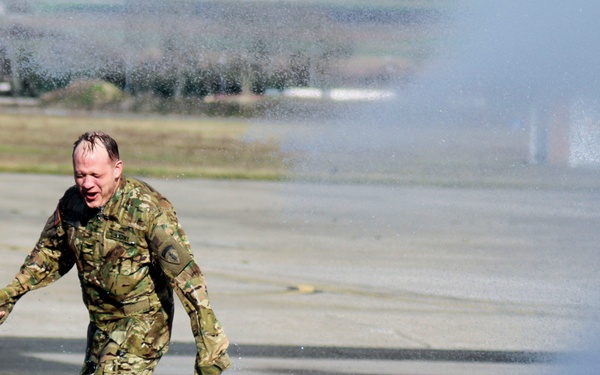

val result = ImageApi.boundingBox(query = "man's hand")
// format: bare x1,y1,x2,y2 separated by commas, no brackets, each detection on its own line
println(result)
195,351,231,375
0,289,16,325
196,365,223,375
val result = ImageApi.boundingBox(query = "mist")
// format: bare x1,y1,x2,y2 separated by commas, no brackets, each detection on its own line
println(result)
285,0,600,187
281,1,600,370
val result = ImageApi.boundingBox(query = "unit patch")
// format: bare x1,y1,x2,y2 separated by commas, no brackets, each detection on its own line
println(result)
161,246,181,264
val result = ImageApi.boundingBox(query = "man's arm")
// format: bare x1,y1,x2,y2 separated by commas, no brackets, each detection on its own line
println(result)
172,261,231,375
0,207,74,326
149,209,231,375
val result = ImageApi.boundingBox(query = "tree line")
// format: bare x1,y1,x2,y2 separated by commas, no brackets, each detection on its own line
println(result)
0,2,444,100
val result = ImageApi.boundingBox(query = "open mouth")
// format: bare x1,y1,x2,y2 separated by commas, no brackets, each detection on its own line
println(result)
84,192,99,202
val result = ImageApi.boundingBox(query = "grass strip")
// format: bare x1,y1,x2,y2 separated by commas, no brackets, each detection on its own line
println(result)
0,112,287,180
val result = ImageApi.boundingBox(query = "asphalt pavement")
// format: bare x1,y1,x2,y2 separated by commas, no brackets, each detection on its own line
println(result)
1,173,599,374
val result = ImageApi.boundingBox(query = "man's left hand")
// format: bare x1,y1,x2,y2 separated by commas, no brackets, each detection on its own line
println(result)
195,352,231,375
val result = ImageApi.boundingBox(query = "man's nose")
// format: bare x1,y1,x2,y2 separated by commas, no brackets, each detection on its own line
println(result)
82,177,94,188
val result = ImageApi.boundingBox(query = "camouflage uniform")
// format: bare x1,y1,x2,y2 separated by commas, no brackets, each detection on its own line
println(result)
0,177,231,375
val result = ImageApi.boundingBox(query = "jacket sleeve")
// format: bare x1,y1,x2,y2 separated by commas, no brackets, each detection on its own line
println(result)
0,206,75,324
148,207,231,374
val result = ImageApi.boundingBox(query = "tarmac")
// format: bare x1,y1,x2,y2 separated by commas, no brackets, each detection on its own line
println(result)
1,173,600,374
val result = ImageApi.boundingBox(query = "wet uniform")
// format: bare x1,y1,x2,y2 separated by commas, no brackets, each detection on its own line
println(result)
0,177,231,375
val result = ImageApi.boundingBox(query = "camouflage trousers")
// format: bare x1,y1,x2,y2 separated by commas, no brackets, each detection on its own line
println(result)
80,323,163,375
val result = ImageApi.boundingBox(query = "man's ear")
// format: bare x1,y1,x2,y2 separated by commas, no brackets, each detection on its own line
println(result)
114,159,123,179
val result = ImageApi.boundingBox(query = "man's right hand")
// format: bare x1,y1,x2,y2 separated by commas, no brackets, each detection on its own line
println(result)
0,289,15,325
0,307,13,325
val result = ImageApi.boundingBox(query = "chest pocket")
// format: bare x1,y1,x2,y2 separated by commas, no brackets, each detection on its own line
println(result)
101,227,151,299
66,223,101,269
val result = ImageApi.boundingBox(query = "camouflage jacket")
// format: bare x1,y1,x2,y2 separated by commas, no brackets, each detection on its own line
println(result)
0,177,230,373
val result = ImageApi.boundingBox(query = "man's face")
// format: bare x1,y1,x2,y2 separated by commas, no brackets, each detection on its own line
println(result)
73,143,123,208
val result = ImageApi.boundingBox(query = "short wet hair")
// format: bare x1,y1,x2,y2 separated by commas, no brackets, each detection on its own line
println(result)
72,131,120,162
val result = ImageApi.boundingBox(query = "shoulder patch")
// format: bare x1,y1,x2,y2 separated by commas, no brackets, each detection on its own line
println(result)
44,207,62,231
161,245,181,264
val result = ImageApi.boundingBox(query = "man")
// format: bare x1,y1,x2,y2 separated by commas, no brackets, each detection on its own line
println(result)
0,131,231,375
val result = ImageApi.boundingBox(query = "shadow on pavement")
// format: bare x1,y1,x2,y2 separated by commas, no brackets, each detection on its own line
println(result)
0,336,559,375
